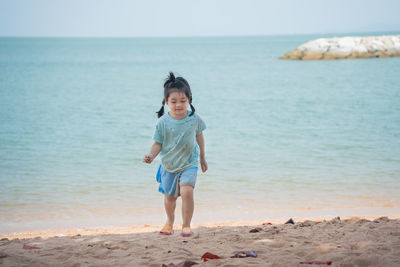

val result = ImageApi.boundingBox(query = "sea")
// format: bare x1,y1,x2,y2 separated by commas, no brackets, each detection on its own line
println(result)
1,32,400,233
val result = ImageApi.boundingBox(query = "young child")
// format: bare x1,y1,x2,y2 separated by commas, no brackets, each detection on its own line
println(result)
143,72,207,237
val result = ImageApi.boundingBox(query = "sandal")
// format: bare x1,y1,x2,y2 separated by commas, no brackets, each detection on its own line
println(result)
159,225,174,235
180,227,193,237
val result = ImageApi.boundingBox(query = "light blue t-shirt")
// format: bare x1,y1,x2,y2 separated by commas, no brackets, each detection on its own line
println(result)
153,111,206,173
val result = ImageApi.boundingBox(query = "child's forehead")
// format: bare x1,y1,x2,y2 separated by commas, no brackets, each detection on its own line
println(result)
168,91,187,98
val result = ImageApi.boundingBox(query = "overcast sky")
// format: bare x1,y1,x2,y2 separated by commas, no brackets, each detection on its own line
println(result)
0,0,399,37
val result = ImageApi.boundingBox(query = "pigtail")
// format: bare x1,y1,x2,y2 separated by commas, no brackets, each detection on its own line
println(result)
157,72,176,118
189,103,195,116
156,99,165,118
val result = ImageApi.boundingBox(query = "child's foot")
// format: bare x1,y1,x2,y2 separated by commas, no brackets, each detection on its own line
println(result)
180,227,193,237
159,225,174,235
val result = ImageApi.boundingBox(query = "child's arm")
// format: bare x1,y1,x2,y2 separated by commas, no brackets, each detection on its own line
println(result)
143,142,162,164
196,132,208,173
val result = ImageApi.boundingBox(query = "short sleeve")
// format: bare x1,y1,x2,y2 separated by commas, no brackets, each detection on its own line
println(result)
196,115,206,136
153,121,163,144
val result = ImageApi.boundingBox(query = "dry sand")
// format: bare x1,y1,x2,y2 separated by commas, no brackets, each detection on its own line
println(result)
1,216,400,266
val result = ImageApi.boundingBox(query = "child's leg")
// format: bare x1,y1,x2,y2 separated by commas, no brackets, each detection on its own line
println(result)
180,185,194,228
164,195,177,226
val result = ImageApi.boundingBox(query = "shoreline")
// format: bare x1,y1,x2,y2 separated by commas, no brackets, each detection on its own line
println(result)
2,214,399,240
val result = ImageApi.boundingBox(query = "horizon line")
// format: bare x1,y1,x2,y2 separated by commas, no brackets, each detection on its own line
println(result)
0,30,399,39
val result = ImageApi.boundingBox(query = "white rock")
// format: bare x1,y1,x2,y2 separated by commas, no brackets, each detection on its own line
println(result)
316,39,331,52
328,45,352,56
352,44,368,54
337,37,355,49
298,40,320,52
281,35,400,60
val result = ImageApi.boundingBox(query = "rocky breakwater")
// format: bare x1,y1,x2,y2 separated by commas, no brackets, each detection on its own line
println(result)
280,35,400,60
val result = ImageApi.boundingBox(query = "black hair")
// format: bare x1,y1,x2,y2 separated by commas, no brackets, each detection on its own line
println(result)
156,72,195,118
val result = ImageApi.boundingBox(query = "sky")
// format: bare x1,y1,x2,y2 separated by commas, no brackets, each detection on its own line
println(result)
0,0,399,37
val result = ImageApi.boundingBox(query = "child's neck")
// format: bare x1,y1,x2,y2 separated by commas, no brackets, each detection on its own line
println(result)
168,110,188,120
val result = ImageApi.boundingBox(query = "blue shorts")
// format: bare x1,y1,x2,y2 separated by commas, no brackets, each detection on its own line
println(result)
156,165,198,197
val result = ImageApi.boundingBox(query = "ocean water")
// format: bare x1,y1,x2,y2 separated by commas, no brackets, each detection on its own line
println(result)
1,33,400,233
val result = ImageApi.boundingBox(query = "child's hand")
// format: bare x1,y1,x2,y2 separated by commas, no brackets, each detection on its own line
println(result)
143,154,154,164
200,156,208,173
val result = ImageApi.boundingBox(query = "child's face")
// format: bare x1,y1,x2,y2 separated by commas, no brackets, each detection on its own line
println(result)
166,91,189,118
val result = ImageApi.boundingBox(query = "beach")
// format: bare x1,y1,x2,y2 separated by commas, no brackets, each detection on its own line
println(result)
1,216,399,266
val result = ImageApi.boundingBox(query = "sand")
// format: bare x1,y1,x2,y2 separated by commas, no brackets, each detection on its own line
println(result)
1,216,400,266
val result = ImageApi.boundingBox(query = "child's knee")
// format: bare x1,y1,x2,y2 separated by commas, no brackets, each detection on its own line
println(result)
180,185,194,197
165,195,177,202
